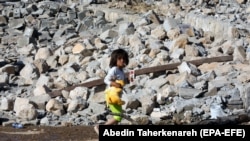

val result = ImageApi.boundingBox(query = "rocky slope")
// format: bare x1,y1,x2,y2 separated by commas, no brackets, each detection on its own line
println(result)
0,0,250,127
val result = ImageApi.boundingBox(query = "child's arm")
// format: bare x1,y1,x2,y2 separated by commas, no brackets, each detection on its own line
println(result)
110,81,122,88
104,67,116,86
104,67,124,88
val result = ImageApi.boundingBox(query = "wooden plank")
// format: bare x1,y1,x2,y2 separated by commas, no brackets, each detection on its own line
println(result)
63,79,105,91
48,55,233,98
49,79,105,98
135,55,233,75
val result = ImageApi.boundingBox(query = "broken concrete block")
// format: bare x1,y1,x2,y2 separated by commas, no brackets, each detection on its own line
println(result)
24,27,34,38
13,8,21,18
0,15,8,26
17,36,30,47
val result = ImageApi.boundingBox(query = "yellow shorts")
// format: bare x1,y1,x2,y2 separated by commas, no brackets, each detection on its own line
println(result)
108,104,122,122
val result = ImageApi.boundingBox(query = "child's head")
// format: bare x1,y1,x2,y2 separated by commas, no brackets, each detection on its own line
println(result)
109,48,129,68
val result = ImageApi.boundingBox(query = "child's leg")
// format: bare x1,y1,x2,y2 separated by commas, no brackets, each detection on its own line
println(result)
104,118,119,125
94,125,99,135
95,104,122,134
94,117,119,135
106,104,123,125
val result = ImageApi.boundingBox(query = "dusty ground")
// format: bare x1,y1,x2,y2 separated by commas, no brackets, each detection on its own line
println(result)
0,125,98,141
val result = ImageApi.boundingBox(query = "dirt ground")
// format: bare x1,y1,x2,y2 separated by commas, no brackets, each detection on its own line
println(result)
0,125,98,141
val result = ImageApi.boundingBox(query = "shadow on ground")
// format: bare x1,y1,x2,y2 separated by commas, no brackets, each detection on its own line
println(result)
0,125,98,141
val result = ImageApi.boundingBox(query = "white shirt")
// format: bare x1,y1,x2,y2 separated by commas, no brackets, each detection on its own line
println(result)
104,66,126,87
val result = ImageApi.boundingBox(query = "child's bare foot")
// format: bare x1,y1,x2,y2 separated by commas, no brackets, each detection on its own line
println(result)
94,125,99,135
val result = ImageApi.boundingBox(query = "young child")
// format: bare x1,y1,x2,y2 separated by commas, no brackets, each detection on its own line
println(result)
94,48,129,135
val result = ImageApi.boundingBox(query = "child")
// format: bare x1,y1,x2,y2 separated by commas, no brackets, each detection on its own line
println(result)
94,48,129,135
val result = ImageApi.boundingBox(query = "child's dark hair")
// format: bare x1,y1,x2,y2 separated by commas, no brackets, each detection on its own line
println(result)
109,49,129,68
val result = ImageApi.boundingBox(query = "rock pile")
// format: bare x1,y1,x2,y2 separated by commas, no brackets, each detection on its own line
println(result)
0,0,250,127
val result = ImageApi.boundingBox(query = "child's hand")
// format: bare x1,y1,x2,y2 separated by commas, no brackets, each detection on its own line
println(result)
116,82,123,88
111,81,124,88
121,100,125,105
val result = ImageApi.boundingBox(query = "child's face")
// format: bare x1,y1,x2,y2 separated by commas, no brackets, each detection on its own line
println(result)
117,56,126,68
